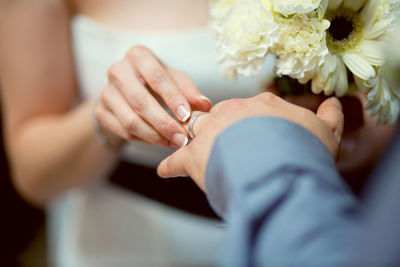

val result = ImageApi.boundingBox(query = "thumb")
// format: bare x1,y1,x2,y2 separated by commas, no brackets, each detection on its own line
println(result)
316,97,344,142
157,148,189,178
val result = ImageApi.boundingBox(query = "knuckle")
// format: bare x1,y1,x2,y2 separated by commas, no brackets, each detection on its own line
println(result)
156,119,176,137
100,90,108,104
152,134,166,145
132,93,148,112
124,116,139,134
300,108,315,122
212,100,229,114
164,92,181,106
94,106,104,122
100,87,112,103
147,69,169,86
165,157,175,173
107,62,123,81
303,107,314,117
260,92,278,103
127,45,149,59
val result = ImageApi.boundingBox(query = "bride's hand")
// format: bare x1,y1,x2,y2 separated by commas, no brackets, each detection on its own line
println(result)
94,45,212,148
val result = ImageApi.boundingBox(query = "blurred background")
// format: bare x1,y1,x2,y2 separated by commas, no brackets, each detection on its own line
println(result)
0,97,47,266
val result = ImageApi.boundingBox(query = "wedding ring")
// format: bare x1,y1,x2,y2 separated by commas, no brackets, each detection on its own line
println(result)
188,112,208,138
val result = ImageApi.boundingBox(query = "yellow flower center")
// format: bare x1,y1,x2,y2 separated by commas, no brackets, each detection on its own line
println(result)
325,8,364,55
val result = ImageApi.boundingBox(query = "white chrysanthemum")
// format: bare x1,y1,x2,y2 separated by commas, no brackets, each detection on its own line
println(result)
365,8,400,124
270,0,322,16
366,66,400,124
212,0,280,78
272,11,330,83
312,0,398,97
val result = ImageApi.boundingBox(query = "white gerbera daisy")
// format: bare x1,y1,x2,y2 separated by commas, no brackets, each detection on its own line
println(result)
312,0,396,97
211,0,280,78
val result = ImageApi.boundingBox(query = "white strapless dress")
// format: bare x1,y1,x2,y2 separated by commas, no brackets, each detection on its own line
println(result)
48,15,274,267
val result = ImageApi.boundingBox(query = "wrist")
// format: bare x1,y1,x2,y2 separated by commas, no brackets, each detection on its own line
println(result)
91,103,125,151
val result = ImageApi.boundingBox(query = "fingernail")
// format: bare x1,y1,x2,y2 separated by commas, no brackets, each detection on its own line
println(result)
177,105,190,122
200,95,212,105
172,133,188,148
330,97,342,110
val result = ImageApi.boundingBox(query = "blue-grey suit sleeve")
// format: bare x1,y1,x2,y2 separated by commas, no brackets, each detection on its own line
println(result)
206,118,360,266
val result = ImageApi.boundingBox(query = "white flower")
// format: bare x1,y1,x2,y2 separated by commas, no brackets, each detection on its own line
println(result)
366,8,400,124
312,0,397,97
210,0,237,22
311,53,348,95
366,65,400,124
270,0,322,16
272,11,330,83
212,0,280,78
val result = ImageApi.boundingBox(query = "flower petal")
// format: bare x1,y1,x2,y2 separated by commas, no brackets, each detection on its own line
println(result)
328,0,342,10
335,58,349,96
271,0,322,16
361,0,382,31
359,40,385,66
342,53,376,80
354,75,369,91
364,21,390,40
343,0,367,12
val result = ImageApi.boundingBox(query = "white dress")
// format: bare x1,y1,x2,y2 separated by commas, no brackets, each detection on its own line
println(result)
48,15,274,267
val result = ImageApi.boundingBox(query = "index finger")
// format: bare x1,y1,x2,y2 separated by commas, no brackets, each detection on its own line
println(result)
128,46,192,122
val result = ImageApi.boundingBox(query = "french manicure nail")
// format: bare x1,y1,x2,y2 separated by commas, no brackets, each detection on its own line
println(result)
200,95,212,105
330,97,342,110
172,133,188,148
177,105,190,122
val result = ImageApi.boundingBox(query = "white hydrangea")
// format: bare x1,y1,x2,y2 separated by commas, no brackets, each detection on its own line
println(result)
270,0,322,16
212,0,280,78
272,12,330,83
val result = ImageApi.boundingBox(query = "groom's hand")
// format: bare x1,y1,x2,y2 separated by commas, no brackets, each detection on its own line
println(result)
157,93,344,191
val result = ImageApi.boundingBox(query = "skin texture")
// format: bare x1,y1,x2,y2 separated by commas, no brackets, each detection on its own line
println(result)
0,0,210,206
157,93,344,191
1,0,395,205
96,46,211,149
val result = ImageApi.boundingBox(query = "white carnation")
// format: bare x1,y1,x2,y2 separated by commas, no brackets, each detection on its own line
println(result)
272,12,330,83
212,0,280,78
270,0,322,16
210,0,237,22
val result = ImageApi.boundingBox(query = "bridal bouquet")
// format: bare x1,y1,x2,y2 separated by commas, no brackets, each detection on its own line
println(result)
211,0,400,123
